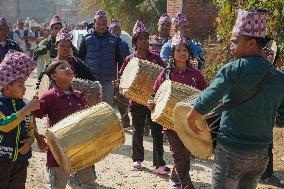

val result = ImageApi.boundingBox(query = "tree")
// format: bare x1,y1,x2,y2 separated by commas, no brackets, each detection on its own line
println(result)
213,0,284,45
79,0,167,35
202,1,284,82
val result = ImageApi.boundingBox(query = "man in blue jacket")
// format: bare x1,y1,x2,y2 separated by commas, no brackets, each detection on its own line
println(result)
186,8,284,189
79,10,123,105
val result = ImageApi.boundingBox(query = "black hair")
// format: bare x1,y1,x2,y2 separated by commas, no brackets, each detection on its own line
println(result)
132,31,150,49
244,35,268,49
35,60,64,92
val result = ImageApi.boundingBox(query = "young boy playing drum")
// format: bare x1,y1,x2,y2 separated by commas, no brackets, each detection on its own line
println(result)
0,50,41,188
33,60,96,189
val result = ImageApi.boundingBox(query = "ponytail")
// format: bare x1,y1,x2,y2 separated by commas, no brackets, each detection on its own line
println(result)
35,60,65,94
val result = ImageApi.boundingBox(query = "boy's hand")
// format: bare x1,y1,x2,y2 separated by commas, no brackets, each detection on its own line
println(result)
19,99,44,117
35,134,48,152
18,138,33,155
26,99,43,112
147,99,155,110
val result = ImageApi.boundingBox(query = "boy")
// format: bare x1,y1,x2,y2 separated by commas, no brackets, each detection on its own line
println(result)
0,50,41,189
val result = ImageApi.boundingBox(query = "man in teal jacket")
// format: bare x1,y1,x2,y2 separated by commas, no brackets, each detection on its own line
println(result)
186,8,284,189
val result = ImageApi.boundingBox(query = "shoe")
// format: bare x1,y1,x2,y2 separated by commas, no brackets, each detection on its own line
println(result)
154,165,170,175
170,180,181,189
133,161,142,171
260,174,284,187
124,125,132,131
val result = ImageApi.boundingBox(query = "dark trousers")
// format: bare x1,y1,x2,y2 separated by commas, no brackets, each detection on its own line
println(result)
261,143,273,179
114,91,130,128
165,130,195,189
130,104,165,167
0,160,29,189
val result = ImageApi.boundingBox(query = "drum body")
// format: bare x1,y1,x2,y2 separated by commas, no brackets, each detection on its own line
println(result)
173,96,220,159
151,80,200,131
46,102,125,174
119,57,163,106
72,78,102,106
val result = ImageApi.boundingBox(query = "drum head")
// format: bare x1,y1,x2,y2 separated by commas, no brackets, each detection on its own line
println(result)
119,58,139,94
46,130,71,173
152,80,172,122
173,102,213,159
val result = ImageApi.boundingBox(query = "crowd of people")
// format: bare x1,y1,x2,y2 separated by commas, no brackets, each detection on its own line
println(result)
0,6,283,189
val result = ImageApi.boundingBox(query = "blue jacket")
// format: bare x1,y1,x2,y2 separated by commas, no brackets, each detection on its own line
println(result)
118,38,130,64
160,38,205,70
0,96,34,162
78,31,123,81
194,56,284,149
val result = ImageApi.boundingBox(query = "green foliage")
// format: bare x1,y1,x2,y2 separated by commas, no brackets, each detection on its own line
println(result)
213,0,284,45
203,0,284,82
80,0,167,35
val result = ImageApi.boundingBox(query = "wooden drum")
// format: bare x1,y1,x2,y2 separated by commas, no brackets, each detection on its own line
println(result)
173,96,220,159
46,102,125,174
151,80,200,131
119,57,163,106
72,78,102,106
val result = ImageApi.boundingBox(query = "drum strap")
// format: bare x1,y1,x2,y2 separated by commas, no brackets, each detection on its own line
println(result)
212,66,277,115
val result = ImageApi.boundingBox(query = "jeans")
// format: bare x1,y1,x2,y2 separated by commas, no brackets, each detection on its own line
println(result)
48,166,96,189
130,104,165,167
261,143,273,179
101,81,114,106
212,143,269,189
48,167,69,189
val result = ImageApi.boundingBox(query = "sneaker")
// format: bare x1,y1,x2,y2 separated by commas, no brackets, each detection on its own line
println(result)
133,161,142,171
154,165,170,175
124,125,132,131
170,180,181,189
260,174,284,187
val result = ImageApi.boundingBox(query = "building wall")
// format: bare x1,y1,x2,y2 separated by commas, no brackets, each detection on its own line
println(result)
167,0,217,40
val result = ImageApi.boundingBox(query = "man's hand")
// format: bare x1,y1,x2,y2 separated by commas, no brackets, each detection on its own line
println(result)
186,108,203,135
147,99,155,110
18,138,33,155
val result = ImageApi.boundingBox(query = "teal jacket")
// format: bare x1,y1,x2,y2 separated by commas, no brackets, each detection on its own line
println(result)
194,55,284,149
